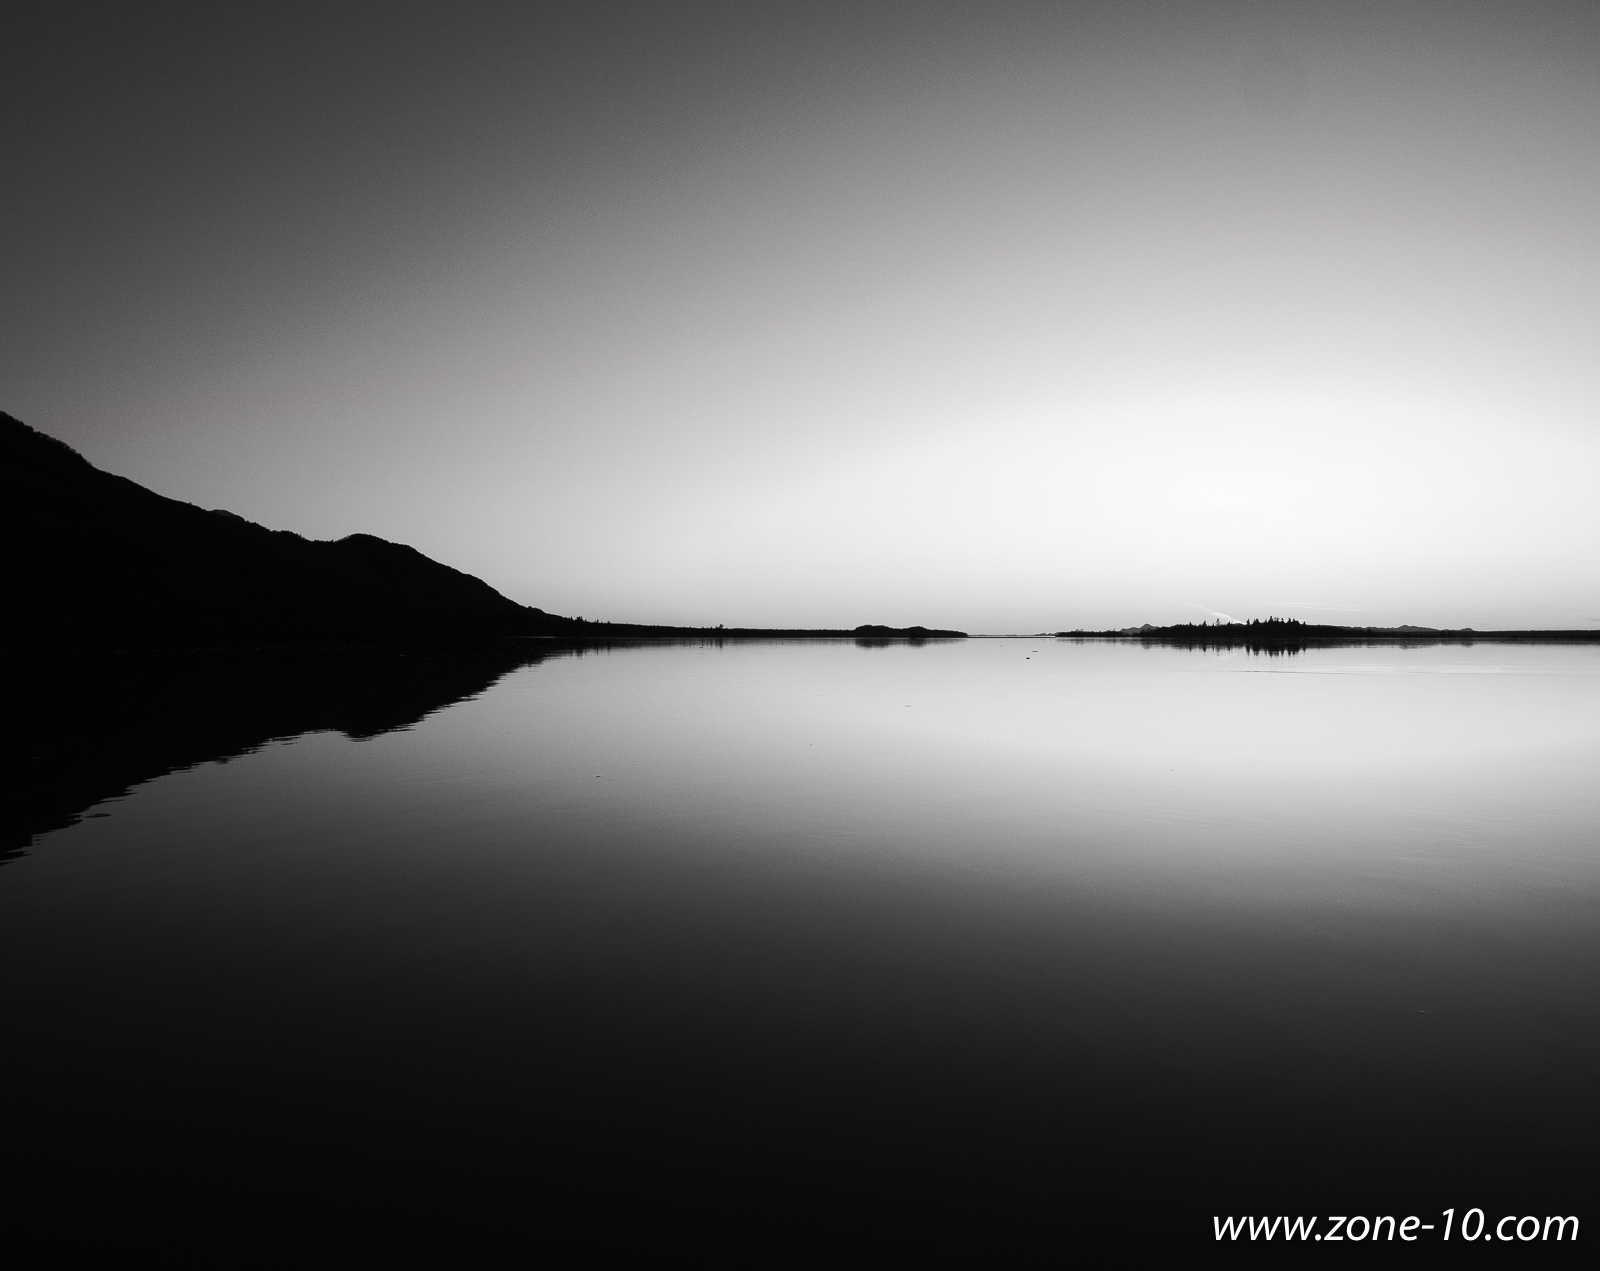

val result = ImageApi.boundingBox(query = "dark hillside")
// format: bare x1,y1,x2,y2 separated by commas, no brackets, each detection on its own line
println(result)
4,412,572,643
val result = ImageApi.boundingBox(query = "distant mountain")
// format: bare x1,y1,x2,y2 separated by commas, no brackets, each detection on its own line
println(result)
4,411,575,643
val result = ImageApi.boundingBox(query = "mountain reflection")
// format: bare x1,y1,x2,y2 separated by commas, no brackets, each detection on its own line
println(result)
6,635,970,863
5,640,578,862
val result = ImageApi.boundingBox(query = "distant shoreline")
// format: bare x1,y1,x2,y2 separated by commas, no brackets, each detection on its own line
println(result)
1046,619,1600,646
518,622,968,640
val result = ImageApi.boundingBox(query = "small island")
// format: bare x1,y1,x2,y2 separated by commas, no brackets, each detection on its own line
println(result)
1056,616,1599,647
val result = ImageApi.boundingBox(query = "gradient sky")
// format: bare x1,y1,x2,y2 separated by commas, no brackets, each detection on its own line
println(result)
6,1,1598,631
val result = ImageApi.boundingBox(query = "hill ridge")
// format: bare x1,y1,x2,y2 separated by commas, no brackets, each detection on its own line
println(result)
4,412,965,644
3,411,574,643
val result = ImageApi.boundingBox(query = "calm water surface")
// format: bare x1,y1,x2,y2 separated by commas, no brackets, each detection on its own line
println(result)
7,638,1597,1242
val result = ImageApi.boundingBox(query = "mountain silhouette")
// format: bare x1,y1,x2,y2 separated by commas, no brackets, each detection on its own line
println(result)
5,412,963,643
4,411,583,642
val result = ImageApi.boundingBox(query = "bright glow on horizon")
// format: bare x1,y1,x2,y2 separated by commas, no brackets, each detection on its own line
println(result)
5,3,1597,630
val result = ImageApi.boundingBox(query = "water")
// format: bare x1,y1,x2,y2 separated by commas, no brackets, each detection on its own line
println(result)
6,637,1597,1248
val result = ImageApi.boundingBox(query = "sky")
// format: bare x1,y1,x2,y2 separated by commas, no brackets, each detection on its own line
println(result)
5,0,1598,632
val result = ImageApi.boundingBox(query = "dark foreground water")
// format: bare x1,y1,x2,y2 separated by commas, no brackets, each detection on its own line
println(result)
6,638,1597,1252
